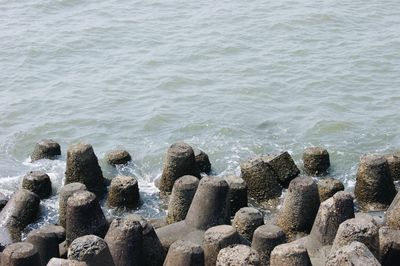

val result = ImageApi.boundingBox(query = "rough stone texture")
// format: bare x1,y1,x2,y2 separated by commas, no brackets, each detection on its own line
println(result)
225,176,248,217
276,176,320,239
331,217,379,257
159,142,201,192
104,216,143,266
41,224,66,244
167,175,199,224
1,242,41,266
59,240,68,259
203,225,242,266
326,241,380,266
251,224,286,266
386,152,400,181
195,149,212,174
107,175,140,209
0,192,7,212
65,143,105,197
317,177,344,202
67,235,114,266
65,191,108,245
0,189,40,244
47,258,88,266
216,244,260,266
309,191,354,246
233,207,264,242
355,154,396,211
386,192,400,230
59,183,87,228
302,147,330,176
21,171,52,199
240,157,282,202
262,151,300,188
25,227,60,265
31,139,61,162
270,242,312,266
106,150,132,166
164,240,204,266
379,226,400,265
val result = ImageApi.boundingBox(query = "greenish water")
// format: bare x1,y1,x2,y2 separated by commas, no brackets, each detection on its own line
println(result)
0,0,399,229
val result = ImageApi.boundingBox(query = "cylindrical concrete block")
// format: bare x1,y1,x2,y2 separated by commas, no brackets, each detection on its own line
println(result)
159,142,201,192
41,224,66,244
309,191,354,246
167,175,199,224
331,217,379,257
25,228,59,265
386,152,400,181
203,225,242,266
31,139,61,162
65,143,105,197
302,147,330,175
233,207,264,242
386,192,400,230
164,240,204,266
0,189,40,242
104,216,143,266
240,157,282,202
21,171,52,199
326,241,380,266
68,235,114,266
185,176,230,230
106,150,132,166
276,176,320,239
270,243,311,266
262,151,300,188
59,183,87,228
216,245,260,266
195,149,212,174
317,177,344,202
225,176,247,217
355,154,396,211
251,224,286,266
1,242,41,266
107,176,140,209
379,226,400,265
65,191,108,244
47,258,88,266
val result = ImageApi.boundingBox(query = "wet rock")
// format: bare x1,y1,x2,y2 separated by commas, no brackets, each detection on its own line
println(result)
331,217,379,257
276,176,320,239
233,207,264,242
31,139,61,162
107,175,140,209
25,227,60,265
167,175,199,224
203,225,242,266
104,216,143,266
106,150,132,166
0,192,7,212
47,258,88,266
65,143,105,197
159,142,201,192
216,244,260,266
386,152,400,181
251,224,286,266
21,171,52,199
309,191,354,246
326,241,380,266
386,192,400,230
240,157,282,202
0,189,40,244
1,242,41,266
355,154,396,211
262,151,300,188
270,242,312,266
59,183,87,228
67,235,114,266
65,191,108,244
302,147,330,175
195,149,212,174
379,226,400,265
317,177,344,202
164,240,204,266
225,176,248,217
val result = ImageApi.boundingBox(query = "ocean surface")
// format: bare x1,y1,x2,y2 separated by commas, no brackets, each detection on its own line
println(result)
0,0,400,232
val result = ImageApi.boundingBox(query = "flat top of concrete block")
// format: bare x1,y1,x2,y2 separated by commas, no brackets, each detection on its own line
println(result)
272,242,306,255
204,225,237,242
175,175,199,188
360,154,387,165
303,147,328,155
254,224,285,238
37,139,59,147
170,240,202,253
111,175,138,186
225,176,246,187
3,242,37,258
61,183,87,194
199,176,228,188
67,190,96,206
67,143,93,154
168,142,194,156
24,171,49,181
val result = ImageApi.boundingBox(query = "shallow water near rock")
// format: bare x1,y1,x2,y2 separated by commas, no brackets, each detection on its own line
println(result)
0,0,400,233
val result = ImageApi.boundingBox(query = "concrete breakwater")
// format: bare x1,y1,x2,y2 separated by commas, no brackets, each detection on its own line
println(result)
0,139,399,265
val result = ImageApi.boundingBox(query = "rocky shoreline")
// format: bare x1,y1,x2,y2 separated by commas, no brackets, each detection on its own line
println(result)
0,139,399,265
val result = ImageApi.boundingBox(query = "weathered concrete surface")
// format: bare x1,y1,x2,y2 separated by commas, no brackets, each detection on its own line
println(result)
31,139,61,162
225,176,247,217
326,241,380,266
262,151,300,188
251,224,286,266
379,226,400,266
107,175,140,209
317,177,344,202
302,147,330,176
386,192,400,230
270,242,312,266
67,235,114,266
22,171,52,199
216,244,260,266
195,149,212,174
1,242,41,266
25,227,60,265
106,150,132,165
59,183,87,228
232,207,263,242
164,240,204,266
